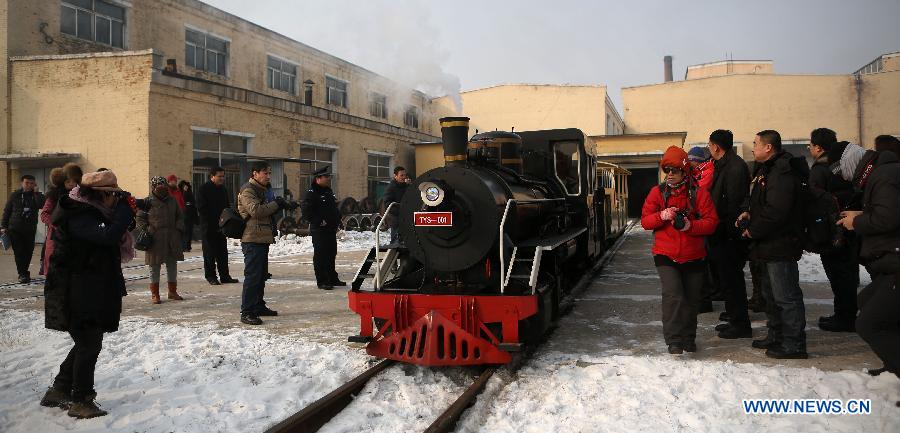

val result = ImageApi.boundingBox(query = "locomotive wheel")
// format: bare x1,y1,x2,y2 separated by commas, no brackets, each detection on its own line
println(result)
360,216,373,232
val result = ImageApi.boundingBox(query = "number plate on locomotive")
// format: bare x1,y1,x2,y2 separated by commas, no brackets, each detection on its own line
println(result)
414,212,452,227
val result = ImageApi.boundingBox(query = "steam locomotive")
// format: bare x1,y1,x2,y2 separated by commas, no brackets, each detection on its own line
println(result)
347,117,627,366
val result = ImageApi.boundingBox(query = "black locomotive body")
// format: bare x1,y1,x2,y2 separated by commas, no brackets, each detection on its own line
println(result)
348,117,623,366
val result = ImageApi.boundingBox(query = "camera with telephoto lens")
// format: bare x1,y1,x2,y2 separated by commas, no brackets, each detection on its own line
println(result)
737,217,751,232
672,210,689,230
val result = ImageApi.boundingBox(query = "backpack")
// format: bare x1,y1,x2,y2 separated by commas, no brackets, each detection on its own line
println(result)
219,207,247,239
788,157,844,254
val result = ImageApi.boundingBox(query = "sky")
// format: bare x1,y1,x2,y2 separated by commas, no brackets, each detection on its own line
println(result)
203,0,900,110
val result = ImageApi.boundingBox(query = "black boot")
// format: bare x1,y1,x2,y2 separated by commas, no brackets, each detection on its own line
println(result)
697,301,713,314
667,344,684,354
717,324,752,339
67,394,107,419
752,335,780,349
765,346,808,359
39,387,71,409
818,316,856,332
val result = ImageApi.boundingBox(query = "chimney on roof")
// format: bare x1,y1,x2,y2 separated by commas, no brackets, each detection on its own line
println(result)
664,56,673,82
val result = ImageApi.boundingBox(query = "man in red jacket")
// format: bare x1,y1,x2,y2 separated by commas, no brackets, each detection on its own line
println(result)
641,146,719,354
166,174,186,210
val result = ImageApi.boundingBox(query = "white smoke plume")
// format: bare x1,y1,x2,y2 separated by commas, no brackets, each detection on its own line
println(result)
208,0,463,112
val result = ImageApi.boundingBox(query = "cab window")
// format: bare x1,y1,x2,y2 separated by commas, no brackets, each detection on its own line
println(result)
553,140,581,195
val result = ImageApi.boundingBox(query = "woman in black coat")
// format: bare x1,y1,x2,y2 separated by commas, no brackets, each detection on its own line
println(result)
40,170,135,419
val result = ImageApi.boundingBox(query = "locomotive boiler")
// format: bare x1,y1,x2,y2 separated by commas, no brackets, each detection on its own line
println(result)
348,116,620,366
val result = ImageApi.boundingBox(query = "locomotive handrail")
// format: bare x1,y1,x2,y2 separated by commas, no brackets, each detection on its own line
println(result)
374,202,397,289
499,198,566,294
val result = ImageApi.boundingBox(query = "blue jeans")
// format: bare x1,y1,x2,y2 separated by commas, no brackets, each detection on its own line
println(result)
759,260,807,351
241,243,269,315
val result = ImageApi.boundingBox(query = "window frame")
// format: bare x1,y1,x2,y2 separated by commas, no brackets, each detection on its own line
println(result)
403,105,419,129
184,26,230,76
325,75,349,108
366,151,393,200
552,140,582,197
369,92,387,119
60,0,126,49
298,142,339,198
266,54,298,95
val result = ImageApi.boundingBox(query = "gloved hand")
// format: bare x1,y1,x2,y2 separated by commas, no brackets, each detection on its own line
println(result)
286,201,300,211
678,218,692,232
274,197,287,209
660,207,678,221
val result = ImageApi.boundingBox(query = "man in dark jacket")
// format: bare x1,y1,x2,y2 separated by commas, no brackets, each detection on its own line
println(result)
301,166,342,290
835,144,900,379
196,167,237,285
2,174,46,283
382,166,409,244
738,130,807,359
807,129,859,332
705,130,753,339
41,170,134,419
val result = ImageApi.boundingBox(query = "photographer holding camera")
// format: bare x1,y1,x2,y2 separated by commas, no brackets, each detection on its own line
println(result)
641,146,719,355
833,141,900,379
40,170,136,418
807,128,860,333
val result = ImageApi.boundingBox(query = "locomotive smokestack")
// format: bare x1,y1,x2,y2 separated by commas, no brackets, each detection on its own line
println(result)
664,55,673,82
440,116,470,166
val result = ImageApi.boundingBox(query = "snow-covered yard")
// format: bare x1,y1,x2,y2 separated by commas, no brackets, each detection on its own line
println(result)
2,308,897,433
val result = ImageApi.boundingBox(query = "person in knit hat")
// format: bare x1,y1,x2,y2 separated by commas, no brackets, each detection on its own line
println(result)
687,146,715,191
136,175,185,304
834,139,900,380
641,145,719,354
166,174,186,210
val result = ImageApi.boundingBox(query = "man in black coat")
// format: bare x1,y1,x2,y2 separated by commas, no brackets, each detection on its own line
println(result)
807,129,860,332
705,130,753,339
738,130,807,359
41,170,134,419
2,174,46,283
382,166,409,244
835,144,900,379
196,166,238,285
301,166,342,290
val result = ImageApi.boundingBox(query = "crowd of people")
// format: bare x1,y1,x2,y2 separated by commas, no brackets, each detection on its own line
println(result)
9,131,896,419
641,129,900,380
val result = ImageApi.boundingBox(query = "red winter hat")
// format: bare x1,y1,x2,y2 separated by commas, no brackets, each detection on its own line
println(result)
660,146,690,172
166,174,178,183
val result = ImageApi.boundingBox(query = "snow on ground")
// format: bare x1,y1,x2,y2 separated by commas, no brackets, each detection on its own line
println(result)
0,309,371,433
461,351,900,433
798,252,872,285
227,230,384,258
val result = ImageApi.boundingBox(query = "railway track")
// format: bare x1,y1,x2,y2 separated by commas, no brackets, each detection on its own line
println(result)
263,222,635,433
263,361,497,433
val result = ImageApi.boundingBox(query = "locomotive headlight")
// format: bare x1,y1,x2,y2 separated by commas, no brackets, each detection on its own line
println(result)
419,182,445,207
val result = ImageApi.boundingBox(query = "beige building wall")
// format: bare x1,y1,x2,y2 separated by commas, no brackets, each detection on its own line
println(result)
685,60,773,80
431,84,623,137
412,142,443,174
6,0,435,137
860,69,900,146
884,53,900,72
9,52,153,194
622,74,864,157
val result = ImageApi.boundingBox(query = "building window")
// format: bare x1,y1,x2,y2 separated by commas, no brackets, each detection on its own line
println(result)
403,105,419,129
192,131,250,201
553,140,581,196
369,93,387,119
326,76,348,108
299,145,337,198
367,153,392,200
185,28,228,76
60,0,125,48
267,56,297,94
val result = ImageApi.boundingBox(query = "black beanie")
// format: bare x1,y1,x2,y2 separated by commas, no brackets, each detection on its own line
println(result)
827,141,849,165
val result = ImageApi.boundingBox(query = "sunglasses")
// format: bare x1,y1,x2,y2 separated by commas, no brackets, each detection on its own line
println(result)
662,167,683,174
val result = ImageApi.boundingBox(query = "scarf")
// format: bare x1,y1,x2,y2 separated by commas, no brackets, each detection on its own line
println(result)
838,143,866,182
68,186,136,263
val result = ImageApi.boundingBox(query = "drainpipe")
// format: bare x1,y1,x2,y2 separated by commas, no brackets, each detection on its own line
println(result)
855,74,864,147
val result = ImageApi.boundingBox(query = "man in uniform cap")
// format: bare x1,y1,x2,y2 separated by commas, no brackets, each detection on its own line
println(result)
301,166,343,289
